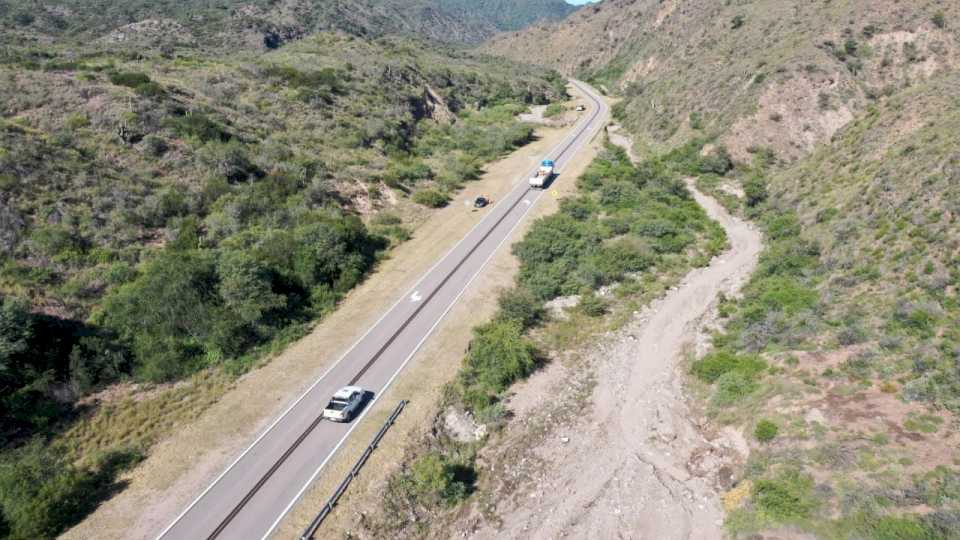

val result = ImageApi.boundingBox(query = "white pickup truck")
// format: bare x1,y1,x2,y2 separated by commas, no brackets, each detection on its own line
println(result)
529,159,555,189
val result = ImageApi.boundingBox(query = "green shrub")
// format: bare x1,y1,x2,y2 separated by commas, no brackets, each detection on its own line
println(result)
143,135,168,157
731,15,746,29
162,112,230,143
754,419,779,442
406,453,472,506
578,292,608,317
384,159,433,187
13,11,35,26
134,82,165,97
109,71,152,88
544,103,565,117
198,140,259,183
98,250,220,381
743,174,768,207
752,469,817,521
458,320,538,413
740,276,818,323
714,370,759,405
0,441,141,540
691,351,767,383
932,11,946,29
892,301,940,337
64,114,90,131
689,112,704,130
698,146,733,175
867,516,938,540
496,287,545,329
412,189,449,208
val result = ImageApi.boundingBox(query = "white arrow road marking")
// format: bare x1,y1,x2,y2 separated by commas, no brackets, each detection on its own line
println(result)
410,291,422,302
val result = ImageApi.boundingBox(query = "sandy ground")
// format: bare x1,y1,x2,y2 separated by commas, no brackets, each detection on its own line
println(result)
447,180,763,539
62,85,603,540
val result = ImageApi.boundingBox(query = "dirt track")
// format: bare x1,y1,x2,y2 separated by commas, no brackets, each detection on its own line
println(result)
464,181,762,539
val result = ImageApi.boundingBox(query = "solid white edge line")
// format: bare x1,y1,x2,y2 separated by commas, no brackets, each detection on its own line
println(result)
261,83,607,539
156,82,601,540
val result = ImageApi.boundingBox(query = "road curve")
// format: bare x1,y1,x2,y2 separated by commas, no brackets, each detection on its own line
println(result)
156,80,609,540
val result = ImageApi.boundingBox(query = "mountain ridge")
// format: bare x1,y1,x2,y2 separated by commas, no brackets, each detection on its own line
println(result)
0,0,580,49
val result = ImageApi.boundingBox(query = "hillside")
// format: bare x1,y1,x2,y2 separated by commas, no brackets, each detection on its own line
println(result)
0,26,567,540
0,0,578,49
436,0,577,33
486,0,960,160
481,1,960,537
677,69,960,539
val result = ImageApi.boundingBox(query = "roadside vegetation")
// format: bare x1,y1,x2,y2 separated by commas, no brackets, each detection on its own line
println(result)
360,141,727,535
688,72,960,538
0,29,566,538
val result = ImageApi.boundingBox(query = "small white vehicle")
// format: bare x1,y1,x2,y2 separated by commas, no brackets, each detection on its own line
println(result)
322,386,367,422
575,104,586,112
529,159,555,189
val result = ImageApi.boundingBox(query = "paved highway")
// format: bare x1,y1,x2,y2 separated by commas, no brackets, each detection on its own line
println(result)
157,80,609,540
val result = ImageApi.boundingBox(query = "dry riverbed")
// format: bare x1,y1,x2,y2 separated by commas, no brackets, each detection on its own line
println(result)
448,181,762,539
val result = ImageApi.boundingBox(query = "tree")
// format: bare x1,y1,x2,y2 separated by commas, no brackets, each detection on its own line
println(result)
292,217,379,294
216,250,285,325
0,296,32,374
99,251,218,381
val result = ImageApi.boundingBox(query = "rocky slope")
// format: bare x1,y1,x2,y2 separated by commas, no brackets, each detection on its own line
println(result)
0,0,578,49
486,0,960,160
482,1,960,537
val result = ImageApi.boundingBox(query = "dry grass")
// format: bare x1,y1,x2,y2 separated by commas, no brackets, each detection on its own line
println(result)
55,371,233,468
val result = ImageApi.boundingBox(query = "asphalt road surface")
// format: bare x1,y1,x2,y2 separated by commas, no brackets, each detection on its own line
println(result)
157,80,609,540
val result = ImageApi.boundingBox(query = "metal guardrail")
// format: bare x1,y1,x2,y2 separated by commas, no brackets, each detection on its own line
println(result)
299,400,408,540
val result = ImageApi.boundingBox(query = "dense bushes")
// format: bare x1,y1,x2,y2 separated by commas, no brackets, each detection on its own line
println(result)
415,104,535,163
751,469,817,520
496,287,544,330
161,112,230,143
109,71,151,88
0,442,141,539
457,320,538,413
263,65,346,104
544,103,564,117
99,216,384,382
447,143,725,418
412,189,449,208
0,296,129,439
753,419,779,442
402,452,473,506
710,210,822,354
691,351,767,383
513,145,725,300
